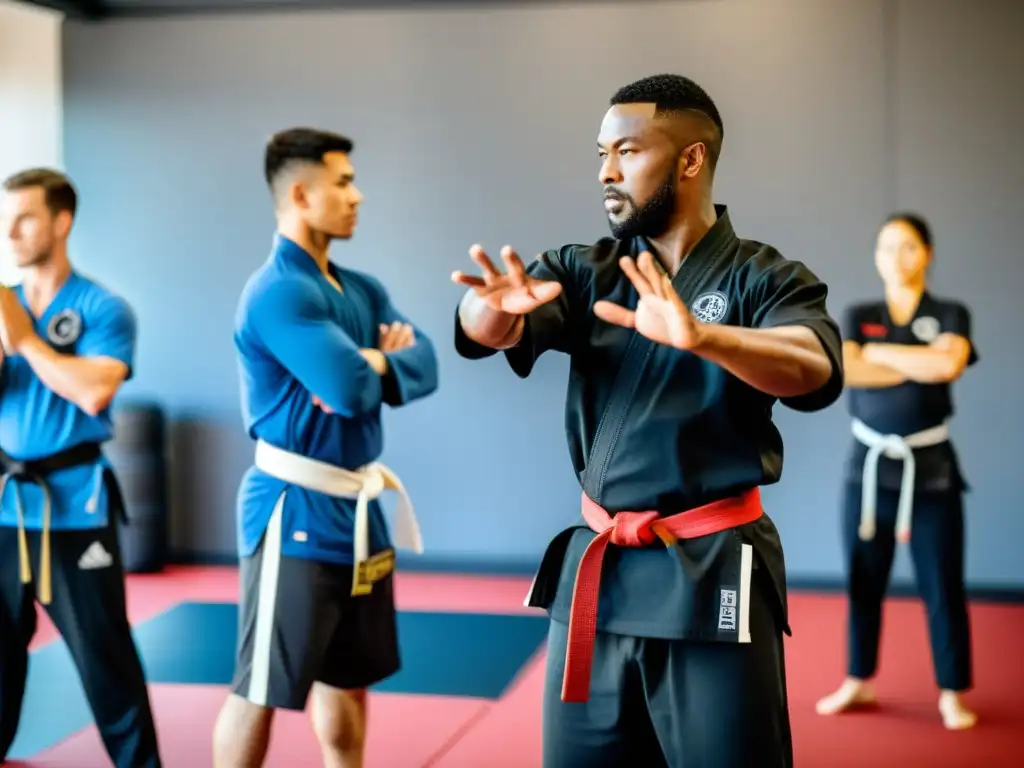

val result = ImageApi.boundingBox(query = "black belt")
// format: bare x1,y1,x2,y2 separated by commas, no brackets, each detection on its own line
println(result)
0,441,103,476
0,442,122,605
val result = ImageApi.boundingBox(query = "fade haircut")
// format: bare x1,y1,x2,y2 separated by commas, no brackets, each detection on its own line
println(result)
610,74,724,169
2,167,78,219
264,127,354,202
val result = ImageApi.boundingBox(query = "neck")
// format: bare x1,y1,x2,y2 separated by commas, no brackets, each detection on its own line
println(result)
278,217,331,274
645,197,718,275
21,249,72,309
884,278,925,323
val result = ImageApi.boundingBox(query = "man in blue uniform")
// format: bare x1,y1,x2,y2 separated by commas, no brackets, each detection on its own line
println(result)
453,75,844,766
0,168,161,767
213,128,439,768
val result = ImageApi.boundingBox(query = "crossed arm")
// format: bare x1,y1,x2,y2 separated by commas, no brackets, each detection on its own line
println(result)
844,334,972,388
1,294,135,416
253,277,438,416
18,336,130,416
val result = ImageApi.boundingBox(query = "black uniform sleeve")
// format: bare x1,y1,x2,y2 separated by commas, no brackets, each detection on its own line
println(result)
453,247,578,378
747,257,844,413
840,304,865,344
942,301,979,366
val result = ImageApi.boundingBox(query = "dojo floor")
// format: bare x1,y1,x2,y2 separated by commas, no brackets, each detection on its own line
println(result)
8,566,1024,767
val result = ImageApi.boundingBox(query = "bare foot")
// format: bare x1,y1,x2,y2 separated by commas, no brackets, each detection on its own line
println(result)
939,691,977,730
816,678,877,715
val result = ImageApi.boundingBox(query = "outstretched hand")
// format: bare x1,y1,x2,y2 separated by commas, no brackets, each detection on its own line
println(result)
593,252,703,350
451,245,562,315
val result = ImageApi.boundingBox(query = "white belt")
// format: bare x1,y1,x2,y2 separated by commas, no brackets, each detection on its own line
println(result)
852,418,950,543
254,439,423,593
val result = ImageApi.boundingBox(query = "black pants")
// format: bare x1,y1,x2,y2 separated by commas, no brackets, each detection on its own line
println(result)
842,482,972,691
541,569,791,767
0,518,161,767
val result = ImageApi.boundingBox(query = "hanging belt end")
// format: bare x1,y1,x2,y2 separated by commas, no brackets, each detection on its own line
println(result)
560,668,591,704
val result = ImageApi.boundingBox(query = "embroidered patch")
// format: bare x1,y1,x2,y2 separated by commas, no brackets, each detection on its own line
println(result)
691,291,728,324
47,309,82,346
911,316,940,343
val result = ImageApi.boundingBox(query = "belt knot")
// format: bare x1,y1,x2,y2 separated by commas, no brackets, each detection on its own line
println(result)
608,510,661,547
876,434,910,459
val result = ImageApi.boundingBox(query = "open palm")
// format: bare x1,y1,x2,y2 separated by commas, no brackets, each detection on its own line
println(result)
451,244,562,315
593,251,700,350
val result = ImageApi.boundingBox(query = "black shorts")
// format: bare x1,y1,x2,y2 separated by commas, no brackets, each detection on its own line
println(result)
229,519,400,711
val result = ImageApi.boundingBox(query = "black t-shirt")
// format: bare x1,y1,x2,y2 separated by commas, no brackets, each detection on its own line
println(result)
455,205,844,640
841,293,978,491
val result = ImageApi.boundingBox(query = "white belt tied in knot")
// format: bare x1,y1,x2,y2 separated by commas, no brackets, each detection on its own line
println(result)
852,418,950,543
254,439,423,594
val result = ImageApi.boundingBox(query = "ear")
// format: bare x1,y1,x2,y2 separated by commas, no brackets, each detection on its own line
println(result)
53,210,73,239
678,142,706,180
289,180,309,210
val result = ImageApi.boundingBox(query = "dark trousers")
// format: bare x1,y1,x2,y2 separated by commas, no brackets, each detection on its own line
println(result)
842,482,972,691
0,518,162,767
541,570,791,768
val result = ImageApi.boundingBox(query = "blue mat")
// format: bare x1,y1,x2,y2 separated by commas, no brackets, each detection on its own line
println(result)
9,601,548,759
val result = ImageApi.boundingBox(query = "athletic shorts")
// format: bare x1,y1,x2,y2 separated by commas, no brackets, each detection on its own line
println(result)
229,506,400,710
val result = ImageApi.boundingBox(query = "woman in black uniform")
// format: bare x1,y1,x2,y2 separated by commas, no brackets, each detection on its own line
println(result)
816,213,978,730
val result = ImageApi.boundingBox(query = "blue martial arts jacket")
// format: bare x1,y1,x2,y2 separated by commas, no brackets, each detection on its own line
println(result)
0,273,136,530
234,234,439,565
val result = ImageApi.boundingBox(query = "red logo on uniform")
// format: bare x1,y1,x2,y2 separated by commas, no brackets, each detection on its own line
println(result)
860,322,887,338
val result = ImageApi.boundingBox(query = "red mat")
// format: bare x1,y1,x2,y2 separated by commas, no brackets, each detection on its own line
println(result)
17,567,1024,766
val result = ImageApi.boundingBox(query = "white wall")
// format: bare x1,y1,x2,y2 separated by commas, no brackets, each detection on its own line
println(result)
0,0,63,285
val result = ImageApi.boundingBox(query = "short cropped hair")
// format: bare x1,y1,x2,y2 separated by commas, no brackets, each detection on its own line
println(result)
2,168,78,219
264,127,354,191
610,74,724,167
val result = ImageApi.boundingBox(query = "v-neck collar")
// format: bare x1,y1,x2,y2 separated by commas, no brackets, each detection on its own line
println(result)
274,233,345,294
884,291,930,329
636,204,737,288
18,271,76,323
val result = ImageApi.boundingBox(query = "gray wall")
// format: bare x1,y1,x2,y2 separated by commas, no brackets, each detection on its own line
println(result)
60,0,1024,588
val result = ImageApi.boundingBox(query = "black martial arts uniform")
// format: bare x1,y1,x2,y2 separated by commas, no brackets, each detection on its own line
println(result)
455,205,844,767
841,294,977,692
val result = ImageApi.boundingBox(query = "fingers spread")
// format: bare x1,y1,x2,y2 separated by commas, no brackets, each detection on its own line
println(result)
530,281,563,303
637,252,665,297
469,244,503,282
593,300,635,328
451,270,487,288
501,245,527,288
619,257,654,296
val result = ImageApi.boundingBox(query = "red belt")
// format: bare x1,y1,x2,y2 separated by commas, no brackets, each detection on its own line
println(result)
561,488,764,703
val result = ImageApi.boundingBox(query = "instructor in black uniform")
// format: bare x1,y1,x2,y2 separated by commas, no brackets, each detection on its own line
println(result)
453,74,844,767
816,213,978,730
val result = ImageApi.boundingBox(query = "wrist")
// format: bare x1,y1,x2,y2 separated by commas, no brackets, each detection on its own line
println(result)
687,322,735,356
458,295,520,349
15,332,45,358
494,315,526,350
360,348,388,375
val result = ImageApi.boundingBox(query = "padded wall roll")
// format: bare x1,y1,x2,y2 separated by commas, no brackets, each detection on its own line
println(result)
107,402,169,573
